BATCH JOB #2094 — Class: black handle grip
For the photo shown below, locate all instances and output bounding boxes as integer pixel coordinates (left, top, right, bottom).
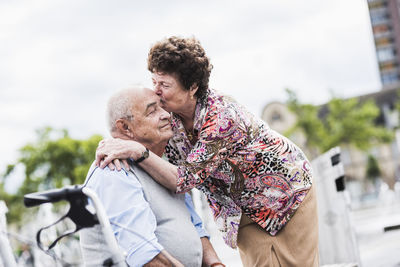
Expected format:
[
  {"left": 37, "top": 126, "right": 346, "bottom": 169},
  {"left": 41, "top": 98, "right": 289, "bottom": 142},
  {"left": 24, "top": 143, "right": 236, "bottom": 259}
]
[{"left": 24, "top": 185, "right": 84, "bottom": 207}]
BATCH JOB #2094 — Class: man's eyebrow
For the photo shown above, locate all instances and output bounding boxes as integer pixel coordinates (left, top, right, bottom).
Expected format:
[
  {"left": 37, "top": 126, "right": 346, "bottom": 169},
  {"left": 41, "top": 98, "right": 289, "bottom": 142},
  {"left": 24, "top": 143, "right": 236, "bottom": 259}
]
[{"left": 145, "top": 102, "right": 157, "bottom": 113}]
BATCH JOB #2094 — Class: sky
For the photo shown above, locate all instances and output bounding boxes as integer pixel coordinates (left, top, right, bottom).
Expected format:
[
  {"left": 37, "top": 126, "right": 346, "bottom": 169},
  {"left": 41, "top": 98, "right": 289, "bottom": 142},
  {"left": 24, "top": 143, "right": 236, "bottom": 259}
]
[{"left": 0, "top": 0, "right": 381, "bottom": 191}]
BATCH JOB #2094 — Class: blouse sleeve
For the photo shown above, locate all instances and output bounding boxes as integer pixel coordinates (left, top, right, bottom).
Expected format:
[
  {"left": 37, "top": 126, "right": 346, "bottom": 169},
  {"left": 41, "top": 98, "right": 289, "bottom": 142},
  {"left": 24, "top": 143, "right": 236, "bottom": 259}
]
[{"left": 176, "top": 103, "right": 246, "bottom": 193}]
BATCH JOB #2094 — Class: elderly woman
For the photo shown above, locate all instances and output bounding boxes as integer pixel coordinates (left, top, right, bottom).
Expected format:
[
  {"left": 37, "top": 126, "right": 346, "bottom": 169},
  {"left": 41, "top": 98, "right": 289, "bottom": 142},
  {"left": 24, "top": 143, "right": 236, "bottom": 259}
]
[{"left": 97, "top": 36, "right": 319, "bottom": 267}]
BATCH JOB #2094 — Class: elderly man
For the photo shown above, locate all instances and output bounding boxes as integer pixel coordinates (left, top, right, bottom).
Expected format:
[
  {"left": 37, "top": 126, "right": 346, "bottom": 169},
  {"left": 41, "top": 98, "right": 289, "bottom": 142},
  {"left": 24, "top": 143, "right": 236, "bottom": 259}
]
[{"left": 80, "top": 87, "right": 223, "bottom": 267}]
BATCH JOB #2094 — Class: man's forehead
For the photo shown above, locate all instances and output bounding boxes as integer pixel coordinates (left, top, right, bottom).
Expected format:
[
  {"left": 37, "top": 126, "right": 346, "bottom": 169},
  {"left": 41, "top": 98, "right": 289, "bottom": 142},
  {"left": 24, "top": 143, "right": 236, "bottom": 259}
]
[
  {"left": 141, "top": 88, "right": 158, "bottom": 100},
  {"left": 133, "top": 88, "right": 159, "bottom": 112}
]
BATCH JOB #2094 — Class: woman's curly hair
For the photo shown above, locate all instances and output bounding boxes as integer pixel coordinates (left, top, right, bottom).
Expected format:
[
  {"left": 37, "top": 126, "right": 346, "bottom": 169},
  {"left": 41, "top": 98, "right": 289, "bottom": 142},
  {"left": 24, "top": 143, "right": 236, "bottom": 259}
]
[{"left": 147, "top": 36, "right": 213, "bottom": 102}]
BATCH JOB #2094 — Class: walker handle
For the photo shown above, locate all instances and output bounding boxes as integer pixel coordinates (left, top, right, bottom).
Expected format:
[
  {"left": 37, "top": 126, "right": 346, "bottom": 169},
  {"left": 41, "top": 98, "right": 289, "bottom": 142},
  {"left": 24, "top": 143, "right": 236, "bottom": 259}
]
[{"left": 24, "top": 185, "right": 83, "bottom": 207}]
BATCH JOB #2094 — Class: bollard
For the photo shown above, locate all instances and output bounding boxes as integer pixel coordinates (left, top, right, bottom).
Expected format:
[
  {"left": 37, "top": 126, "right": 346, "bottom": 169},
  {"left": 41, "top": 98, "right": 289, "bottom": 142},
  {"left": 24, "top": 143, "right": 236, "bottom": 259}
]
[
  {"left": 0, "top": 201, "right": 17, "bottom": 267},
  {"left": 312, "top": 147, "right": 361, "bottom": 267}
]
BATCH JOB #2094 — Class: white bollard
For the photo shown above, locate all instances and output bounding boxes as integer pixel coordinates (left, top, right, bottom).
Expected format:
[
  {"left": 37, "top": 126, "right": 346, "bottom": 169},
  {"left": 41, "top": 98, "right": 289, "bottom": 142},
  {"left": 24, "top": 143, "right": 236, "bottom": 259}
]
[
  {"left": 0, "top": 201, "right": 17, "bottom": 267},
  {"left": 312, "top": 147, "right": 361, "bottom": 267}
]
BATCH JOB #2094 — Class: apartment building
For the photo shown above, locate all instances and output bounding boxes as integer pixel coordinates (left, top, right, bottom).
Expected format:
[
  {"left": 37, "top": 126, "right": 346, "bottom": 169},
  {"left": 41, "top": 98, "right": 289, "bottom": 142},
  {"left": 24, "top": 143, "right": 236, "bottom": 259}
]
[{"left": 367, "top": 0, "right": 400, "bottom": 89}]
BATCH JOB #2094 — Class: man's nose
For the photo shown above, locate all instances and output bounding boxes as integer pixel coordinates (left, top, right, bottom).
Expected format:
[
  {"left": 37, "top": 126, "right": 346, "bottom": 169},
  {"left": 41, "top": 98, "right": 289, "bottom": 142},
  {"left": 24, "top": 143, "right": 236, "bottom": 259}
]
[{"left": 160, "top": 109, "right": 171, "bottom": 120}]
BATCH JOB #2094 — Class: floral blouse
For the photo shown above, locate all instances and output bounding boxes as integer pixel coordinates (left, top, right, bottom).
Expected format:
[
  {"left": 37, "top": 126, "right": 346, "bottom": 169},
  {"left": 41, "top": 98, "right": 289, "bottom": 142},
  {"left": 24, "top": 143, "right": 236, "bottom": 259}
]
[{"left": 164, "top": 89, "right": 313, "bottom": 248}]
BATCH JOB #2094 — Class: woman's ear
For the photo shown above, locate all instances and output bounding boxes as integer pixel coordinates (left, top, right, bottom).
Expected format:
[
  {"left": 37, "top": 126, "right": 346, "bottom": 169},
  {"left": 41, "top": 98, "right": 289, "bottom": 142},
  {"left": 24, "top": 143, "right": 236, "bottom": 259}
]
[{"left": 189, "top": 83, "right": 198, "bottom": 98}]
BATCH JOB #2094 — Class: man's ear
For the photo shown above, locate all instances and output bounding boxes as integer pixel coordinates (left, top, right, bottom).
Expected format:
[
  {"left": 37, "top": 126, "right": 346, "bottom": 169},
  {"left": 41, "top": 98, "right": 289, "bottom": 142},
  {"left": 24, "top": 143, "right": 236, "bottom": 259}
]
[{"left": 115, "top": 119, "right": 134, "bottom": 138}]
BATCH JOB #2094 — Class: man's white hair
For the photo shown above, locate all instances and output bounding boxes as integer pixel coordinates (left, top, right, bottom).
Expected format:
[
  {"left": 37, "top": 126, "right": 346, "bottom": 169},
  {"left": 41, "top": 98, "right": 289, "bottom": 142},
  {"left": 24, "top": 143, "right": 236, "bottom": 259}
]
[{"left": 107, "top": 86, "right": 143, "bottom": 132}]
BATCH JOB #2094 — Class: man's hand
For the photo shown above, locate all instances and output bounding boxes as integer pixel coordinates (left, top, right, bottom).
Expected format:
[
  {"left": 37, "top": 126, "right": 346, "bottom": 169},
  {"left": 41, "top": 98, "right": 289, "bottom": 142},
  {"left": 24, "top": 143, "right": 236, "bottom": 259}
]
[
  {"left": 144, "top": 250, "right": 184, "bottom": 267},
  {"left": 200, "top": 237, "right": 225, "bottom": 267}
]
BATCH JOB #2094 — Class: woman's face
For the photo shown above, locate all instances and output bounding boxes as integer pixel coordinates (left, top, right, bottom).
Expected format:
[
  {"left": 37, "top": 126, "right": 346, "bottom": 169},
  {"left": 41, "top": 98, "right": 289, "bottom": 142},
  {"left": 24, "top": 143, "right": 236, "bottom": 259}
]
[{"left": 151, "top": 72, "right": 194, "bottom": 114}]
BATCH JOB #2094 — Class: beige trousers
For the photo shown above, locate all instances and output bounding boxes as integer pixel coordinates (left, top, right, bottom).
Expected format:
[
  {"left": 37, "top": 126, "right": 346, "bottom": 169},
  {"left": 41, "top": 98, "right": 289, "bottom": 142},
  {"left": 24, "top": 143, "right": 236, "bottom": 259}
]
[{"left": 237, "top": 185, "right": 319, "bottom": 267}]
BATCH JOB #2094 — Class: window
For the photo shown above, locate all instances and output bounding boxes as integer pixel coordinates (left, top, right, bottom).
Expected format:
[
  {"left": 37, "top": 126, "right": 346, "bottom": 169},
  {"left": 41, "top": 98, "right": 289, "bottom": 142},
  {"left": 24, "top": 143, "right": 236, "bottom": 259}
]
[
  {"left": 370, "top": 11, "right": 387, "bottom": 25},
  {"left": 270, "top": 111, "right": 281, "bottom": 122},
  {"left": 377, "top": 47, "right": 395, "bottom": 61},
  {"left": 381, "top": 72, "right": 400, "bottom": 84}
]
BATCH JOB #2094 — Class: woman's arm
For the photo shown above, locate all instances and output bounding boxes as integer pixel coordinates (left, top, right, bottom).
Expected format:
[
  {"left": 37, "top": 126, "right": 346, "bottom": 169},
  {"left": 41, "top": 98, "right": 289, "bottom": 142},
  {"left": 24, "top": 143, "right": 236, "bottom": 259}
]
[
  {"left": 139, "top": 149, "right": 178, "bottom": 191},
  {"left": 96, "top": 139, "right": 178, "bottom": 191}
]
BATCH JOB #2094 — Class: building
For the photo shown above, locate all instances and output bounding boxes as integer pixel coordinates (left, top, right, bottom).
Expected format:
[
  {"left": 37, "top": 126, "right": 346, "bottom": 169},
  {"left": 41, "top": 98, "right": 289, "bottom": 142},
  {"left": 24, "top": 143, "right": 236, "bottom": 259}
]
[{"left": 367, "top": 0, "right": 400, "bottom": 89}]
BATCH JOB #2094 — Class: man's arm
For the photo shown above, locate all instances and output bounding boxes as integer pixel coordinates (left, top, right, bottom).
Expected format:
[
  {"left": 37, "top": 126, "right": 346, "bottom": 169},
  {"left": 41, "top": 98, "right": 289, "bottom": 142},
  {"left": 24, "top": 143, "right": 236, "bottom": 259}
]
[
  {"left": 184, "top": 193, "right": 209, "bottom": 238},
  {"left": 200, "top": 237, "right": 224, "bottom": 267}
]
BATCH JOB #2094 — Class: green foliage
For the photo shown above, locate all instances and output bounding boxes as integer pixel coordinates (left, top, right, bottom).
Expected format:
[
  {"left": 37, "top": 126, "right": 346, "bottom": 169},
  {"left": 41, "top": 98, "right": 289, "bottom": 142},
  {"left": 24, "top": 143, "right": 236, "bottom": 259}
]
[
  {"left": 285, "top": 89, "right": 326, "bottom": 152},
  {"left": 2, "top": 127, "right": 103, "bottom": 224},
  {"left": 366, "top": 154, "right": 380, "bottom": 181},
  {"left": 285, "top": 89, "right": 394, "bottom": 155}
]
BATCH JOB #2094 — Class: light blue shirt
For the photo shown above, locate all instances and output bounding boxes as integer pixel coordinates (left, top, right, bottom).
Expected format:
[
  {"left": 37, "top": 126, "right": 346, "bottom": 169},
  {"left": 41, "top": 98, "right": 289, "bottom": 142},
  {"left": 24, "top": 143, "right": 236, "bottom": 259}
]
[{"left": 84, "top": 165, "right": 208, "bottom": 267}]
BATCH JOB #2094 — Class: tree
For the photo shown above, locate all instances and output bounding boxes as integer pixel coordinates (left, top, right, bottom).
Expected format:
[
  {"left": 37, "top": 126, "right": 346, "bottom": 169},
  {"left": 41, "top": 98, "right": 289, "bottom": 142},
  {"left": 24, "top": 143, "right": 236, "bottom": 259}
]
[
  {"left": 366, "top": 154, "right": 381, "bottom": 182},
  {"left": 1, "top": 127, "right": 103, "bottom": 224},
  {"left": 285, "top": 89, "right": 326, "bottom": 157},
  {"left": 285, "top": 89, "right": 394, "bottom": 156}
]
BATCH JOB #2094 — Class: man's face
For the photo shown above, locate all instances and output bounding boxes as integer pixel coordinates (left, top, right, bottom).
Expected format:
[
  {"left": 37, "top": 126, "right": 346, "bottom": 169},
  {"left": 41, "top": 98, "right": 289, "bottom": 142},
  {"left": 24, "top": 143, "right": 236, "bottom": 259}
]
[{"left": 128, "top": 89, "right": 173, "bottom": 146}]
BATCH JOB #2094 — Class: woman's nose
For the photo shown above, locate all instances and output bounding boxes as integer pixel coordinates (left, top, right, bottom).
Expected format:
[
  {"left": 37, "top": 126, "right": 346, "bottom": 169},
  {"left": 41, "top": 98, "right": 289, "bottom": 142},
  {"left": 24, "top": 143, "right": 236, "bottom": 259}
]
[{"left": 154, "top": 86, "right": 162, "bottom": 96}]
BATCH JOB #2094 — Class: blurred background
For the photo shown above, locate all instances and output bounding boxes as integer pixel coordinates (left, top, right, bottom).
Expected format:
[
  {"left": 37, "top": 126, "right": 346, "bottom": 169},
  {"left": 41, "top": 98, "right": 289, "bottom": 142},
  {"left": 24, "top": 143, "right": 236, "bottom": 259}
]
[{"left": 1, "top": 0, "right": 400, "bottom": 266}]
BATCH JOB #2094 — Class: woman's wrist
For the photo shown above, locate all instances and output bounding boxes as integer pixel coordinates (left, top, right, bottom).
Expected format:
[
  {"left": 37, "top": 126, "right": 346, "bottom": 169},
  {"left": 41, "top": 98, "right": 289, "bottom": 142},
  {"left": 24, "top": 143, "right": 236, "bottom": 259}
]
[{"left": 129, "top": 141, "right": 145, "bottom": 160}]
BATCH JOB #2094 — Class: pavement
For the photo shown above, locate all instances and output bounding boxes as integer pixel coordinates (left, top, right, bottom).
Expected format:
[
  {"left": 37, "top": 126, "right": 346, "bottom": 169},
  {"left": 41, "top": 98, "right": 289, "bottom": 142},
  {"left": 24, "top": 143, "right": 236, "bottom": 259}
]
[
  {"left": 209, "top": 229, "right": 242, "bottom": 267},
  {"left": 352, "top": 201, "right": 400, "bottom": 267},
  {"left": 208, "top": 201, "right": 400, "bottom": 267}
]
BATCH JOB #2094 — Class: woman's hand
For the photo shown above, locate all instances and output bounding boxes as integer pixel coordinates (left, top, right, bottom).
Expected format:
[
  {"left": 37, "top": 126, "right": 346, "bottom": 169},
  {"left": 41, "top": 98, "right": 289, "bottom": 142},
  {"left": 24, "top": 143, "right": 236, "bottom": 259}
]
[
  {"left": 95, "top": 138, "right": 145, "bottom": 169},
  {"left": 107, "top": 159, "right": 130, "bottom": 171}
]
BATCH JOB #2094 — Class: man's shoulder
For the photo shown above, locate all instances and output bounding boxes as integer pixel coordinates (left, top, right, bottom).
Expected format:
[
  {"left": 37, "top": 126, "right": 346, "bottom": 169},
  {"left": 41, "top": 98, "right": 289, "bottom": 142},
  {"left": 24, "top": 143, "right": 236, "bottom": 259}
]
[{"left": 84, "top": 161, "right": 141, "bottom": 188}]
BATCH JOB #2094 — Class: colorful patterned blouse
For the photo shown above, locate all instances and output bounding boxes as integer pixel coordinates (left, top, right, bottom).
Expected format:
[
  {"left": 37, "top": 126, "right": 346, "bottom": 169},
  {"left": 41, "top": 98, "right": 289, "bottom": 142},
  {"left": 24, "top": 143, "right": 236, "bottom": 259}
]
[{"left": 164, "top": 89, "right": 313, "bottom": 248}]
